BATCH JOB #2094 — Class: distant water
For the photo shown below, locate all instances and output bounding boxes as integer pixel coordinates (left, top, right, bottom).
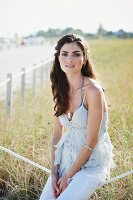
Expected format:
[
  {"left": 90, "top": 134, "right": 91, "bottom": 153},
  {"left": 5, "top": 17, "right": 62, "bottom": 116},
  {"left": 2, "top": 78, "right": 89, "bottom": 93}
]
[
  {"left": 0, "top": 42, "right": 54, "bottom": 82},
  {"left": 0, "top": 42, "right": 54, "bottom": 99}
]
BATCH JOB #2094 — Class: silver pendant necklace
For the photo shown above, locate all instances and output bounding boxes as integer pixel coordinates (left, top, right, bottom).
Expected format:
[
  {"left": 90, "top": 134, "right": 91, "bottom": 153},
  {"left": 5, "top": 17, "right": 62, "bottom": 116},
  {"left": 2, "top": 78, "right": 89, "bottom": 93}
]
[{"left": 67, "top": 112, "right": 73, "bottom": 121}]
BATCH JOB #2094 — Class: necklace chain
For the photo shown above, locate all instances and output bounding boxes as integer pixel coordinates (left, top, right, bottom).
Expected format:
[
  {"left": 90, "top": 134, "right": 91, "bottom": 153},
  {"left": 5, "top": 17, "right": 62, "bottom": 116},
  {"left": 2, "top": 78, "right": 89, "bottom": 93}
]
[
  {"left": 69, "top": 76, "right": 83, "bottom": 95},
  {"left": 67, "top": 76, "right": 84, "bottom": 121}
]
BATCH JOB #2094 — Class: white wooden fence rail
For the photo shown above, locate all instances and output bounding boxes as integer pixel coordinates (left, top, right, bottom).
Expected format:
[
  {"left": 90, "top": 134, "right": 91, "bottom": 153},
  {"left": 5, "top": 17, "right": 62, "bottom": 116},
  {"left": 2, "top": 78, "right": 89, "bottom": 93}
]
[{"left": 0, "top": 145, "right": 132, "bottom": 189}]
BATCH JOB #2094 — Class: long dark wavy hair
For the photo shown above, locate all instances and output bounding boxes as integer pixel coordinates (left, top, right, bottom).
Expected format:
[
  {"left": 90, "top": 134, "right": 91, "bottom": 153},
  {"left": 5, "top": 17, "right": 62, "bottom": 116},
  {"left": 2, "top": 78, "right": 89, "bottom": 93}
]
[{"left": 50, "top": 34, "right": 97, "bottom": 116}]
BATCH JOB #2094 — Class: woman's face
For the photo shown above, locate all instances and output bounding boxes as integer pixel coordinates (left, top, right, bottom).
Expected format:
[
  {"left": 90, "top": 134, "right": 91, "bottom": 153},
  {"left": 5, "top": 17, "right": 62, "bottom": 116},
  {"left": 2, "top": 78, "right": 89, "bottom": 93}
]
[{"left": 58, "top": 42, "right": 85, "bottom": 75}]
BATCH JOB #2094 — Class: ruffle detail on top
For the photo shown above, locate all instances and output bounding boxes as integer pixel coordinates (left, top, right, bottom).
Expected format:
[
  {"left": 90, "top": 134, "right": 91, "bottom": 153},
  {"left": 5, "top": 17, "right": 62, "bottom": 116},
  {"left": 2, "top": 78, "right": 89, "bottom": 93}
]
[
  {"left": 82, "top": 134, "right": 115, "bottom": 168},
  {"left": 54, "top": 132, "right": 115, "bottom": 176},
  {"left": 54, "top": 130, "right": 71, "bottom": 166}
]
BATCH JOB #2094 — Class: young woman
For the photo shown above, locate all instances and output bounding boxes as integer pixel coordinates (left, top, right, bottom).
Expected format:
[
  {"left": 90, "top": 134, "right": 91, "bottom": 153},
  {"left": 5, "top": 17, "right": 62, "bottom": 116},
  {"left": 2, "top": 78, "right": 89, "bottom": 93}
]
[{"left": 39, "top": 34, "right": 115, "bottom": 200}]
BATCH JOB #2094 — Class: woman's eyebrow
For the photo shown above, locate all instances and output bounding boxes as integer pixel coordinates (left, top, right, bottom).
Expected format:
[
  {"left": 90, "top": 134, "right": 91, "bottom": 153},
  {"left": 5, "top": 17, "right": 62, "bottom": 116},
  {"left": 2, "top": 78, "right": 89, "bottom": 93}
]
[
  {"left": 61, "top": 50, "right": 81, "bottom": 53},
  {"left": 61, "top": 50, "right": 68, "bottom": 53},
  {"left": 73, "top": 51, "right": 80, "bottom": 53}
]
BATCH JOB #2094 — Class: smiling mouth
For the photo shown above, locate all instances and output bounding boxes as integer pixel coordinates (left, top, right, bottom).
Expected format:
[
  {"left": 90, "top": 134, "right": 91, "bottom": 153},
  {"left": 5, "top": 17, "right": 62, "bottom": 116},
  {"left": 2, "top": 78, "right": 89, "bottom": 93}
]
[{"left": 65, "top": 65, "right": 75, "bottom": 68}]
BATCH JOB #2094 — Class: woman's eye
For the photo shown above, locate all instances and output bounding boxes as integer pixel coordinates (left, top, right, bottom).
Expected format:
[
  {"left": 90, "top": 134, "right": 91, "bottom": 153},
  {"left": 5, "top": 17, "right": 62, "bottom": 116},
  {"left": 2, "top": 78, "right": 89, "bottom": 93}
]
[
  {"left": 61, "top": 53, "right": 68, "bottom": 56},
  {"left": 73, "top": 53, "right": 80, "bottom": 57}
]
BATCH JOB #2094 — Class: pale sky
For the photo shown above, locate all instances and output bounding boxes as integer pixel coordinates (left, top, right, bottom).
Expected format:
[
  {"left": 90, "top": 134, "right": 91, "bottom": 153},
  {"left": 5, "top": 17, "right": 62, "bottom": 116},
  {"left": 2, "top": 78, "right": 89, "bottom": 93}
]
[{"left": 0, "top": 0, "right": 133, "bottom": 37}]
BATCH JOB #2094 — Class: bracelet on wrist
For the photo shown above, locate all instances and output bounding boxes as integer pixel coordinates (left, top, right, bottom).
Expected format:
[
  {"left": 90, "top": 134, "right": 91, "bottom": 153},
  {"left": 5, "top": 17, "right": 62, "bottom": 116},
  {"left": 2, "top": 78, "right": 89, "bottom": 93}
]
[{"left": 83, "top": 143, "right": 93, "bottom": 151}]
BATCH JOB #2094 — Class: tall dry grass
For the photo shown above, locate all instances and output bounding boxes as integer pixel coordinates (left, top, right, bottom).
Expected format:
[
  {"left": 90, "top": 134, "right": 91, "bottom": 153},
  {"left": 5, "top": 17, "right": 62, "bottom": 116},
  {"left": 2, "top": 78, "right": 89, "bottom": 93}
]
[{"left": 0, "top": 39, "right": 133, "bottom": 200}]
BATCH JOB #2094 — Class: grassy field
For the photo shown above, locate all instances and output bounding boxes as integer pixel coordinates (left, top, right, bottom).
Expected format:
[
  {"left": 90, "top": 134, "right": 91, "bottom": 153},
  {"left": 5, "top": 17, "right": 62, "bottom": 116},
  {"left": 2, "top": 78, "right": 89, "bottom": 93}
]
[{"left": 0, "top": 38, "right": 133, "bottom": 200}]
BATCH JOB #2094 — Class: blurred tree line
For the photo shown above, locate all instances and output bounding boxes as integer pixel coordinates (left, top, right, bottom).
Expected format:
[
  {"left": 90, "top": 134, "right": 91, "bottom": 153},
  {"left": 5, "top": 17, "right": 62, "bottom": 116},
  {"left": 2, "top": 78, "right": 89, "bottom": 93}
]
[{"left": 35, "top": 24, "right": 133, "bottom": 39}]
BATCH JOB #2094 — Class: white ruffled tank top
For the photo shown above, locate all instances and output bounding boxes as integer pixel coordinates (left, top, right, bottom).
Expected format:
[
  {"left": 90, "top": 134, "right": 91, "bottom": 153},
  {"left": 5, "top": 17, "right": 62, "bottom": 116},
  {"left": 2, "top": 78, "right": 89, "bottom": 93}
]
[{"left": 54, "top": 82, "right": 115, "bottom": 178}]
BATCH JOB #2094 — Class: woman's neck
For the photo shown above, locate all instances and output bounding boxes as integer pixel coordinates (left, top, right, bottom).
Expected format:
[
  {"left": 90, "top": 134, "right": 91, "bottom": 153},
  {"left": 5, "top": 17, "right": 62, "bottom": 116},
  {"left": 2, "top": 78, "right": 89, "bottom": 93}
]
[{"left": 66, "top": 73, "right": 83, "bottom": 92}]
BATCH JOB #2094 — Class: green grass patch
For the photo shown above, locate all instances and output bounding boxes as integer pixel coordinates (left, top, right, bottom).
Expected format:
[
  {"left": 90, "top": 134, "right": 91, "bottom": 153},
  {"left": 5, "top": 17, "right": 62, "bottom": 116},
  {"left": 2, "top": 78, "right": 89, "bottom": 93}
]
[{"left": 0, "top": 39, "right": 133, "bottom": 200}]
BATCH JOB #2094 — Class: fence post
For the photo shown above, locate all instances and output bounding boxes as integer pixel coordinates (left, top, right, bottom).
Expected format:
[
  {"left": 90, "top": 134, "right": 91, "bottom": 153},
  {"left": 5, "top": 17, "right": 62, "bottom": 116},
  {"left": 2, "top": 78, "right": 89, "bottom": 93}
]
[
  {"left": 6, "top": 73, "right": 12, "bottom": 117},
  {"left": 32, "top": 64, "right": 36, "bottom": 96},
  {"left": 21, "top": 68, "right": 25, "bottom": 105}
]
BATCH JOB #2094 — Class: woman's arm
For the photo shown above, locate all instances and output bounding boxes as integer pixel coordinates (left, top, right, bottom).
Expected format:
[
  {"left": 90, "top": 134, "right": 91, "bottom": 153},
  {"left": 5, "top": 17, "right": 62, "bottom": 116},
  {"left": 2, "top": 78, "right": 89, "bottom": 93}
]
[
  {"left": 58, "top": 85, "right": 105, "bottom": 192},
  {"left": 51, "top": 116, "right": 63, "bottom": 197},
  {"left": 51, "top": 116, "right": 63, "bottom": 175}
]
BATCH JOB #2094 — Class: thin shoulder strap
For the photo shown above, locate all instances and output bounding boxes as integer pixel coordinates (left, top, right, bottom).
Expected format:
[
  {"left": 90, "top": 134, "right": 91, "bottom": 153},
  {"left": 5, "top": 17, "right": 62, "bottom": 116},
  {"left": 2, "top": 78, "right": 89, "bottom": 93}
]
[
  {"left": 80, "top": 77, "right": 84, "bottom": 100},
  {"left": 81, "top": 80, "right": 96, "bottom": 104},
  {"left": 82, "top": 91, "right": 87, "bottom": 104}
]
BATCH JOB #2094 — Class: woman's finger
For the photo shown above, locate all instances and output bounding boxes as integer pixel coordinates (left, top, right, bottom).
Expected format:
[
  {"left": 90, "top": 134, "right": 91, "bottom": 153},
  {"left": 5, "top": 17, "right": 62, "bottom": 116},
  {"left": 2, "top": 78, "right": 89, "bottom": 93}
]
[
  {"left": 52, "top": 185, "right": 56, "bottom": 197},
  {"left": 57, "top": 178, "right": 61, "bottom": 185},
  {"left": 54, "top": 183, "right": 60, "bottom": 193},
  {"left": 59, "top": 182, "right": 63, "bottom": 191}
]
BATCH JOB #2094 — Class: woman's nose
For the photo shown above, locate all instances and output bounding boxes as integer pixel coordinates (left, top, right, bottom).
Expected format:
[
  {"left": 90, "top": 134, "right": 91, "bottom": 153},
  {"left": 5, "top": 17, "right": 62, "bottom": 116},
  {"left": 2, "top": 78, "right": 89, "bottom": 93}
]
[{"left": 67, "top": 56, "right": 73, "bottom": 62}]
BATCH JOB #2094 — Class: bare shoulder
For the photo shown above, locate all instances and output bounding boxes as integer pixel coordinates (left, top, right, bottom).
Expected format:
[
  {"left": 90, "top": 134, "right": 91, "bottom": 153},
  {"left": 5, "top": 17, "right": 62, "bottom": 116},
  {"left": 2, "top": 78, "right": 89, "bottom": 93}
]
[
  {"left": 83, "top": 77, "right": 104, "bottom": 97},
  {"left": 82, "top": 77, "right": 107, "bottom": 111}
]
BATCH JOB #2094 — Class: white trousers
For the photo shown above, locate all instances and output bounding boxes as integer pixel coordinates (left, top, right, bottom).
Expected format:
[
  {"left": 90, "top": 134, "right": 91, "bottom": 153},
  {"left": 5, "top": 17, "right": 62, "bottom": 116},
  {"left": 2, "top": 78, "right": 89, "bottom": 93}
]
[{"left": 39, "top": 170, "right": 106, "bottom": 200}]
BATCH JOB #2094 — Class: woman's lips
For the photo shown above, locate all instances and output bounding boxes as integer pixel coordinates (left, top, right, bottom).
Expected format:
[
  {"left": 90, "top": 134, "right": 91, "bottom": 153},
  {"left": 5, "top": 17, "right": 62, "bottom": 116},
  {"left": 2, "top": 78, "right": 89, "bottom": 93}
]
[{"left": 65, "top": 65, "right": 75, "bottom": 68}]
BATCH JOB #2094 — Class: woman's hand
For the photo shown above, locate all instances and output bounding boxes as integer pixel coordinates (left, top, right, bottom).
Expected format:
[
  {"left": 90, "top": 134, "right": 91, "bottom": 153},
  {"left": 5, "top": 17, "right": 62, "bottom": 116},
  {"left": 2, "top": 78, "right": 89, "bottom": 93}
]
[
  {"left": 51, "top": 174, "right": 60, "bottom": 198},
  {"left": 57, "top": 174, "right": 69, "bottom": 193}
]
